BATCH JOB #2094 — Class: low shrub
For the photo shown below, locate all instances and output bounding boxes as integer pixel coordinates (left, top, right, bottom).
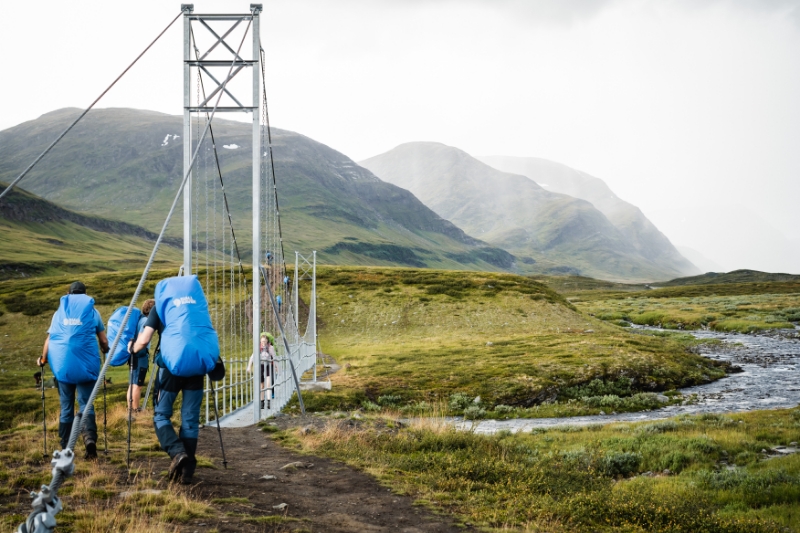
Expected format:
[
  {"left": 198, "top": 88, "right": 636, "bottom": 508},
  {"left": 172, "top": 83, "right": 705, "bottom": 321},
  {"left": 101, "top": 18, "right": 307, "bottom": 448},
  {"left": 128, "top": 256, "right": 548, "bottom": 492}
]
[{"left": 599, "top": 451, "right": 641, "bottom": 477}]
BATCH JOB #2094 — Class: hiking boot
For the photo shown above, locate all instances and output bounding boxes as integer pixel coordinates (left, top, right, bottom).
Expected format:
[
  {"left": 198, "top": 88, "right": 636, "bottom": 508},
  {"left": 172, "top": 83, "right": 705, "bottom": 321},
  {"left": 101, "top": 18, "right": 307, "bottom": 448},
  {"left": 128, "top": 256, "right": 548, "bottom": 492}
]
[
  {"left": 168, "top": 452, "right": 189, "bottom": 481},
  {"left": 260, "top": 400, "right": 265, "bottom": 409},
  {"left": 84, "top": 439, "right": 98, "bottom": 460},
  {"left": 180, "top": 438, "right": 198, "bottom": 485}
]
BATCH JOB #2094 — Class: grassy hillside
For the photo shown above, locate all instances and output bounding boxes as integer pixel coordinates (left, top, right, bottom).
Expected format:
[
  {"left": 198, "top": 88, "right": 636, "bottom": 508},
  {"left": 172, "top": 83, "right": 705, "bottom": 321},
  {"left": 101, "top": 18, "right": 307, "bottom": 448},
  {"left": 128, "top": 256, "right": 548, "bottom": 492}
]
[
  {"left": 360, "top": 142, "right": 694, "bottom": 282},
  {"left": 0, "top": 108, "right": 511, "bottom": 272},
  {"left": 0, "top": 184, "right": 180, "bottom": 279},
  {"left": 298, "top": 267, "right": 730, "bottom": 416}
]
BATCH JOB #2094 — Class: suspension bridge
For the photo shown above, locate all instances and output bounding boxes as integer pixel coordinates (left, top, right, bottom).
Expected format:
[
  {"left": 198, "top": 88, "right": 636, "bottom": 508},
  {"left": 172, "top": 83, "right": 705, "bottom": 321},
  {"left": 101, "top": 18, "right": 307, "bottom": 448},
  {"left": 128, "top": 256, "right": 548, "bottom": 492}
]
[{"left": 6, "top": 5, "right": 323, "bottom": 532}]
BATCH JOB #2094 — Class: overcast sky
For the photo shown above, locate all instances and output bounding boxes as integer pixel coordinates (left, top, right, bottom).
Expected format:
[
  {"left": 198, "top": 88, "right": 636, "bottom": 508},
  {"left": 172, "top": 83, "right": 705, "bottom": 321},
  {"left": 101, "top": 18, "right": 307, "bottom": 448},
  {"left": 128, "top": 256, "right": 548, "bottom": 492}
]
[{"left": 2, "top": 0, "right": 799, "bottom": 273}]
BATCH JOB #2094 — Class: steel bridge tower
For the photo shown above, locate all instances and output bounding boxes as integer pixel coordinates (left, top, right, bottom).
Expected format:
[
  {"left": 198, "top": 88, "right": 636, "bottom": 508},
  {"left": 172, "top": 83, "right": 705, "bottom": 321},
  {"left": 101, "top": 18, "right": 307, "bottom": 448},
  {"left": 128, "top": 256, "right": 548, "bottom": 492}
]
[{"left": 181, "top": 3, "right": 263, "bottom": 423}]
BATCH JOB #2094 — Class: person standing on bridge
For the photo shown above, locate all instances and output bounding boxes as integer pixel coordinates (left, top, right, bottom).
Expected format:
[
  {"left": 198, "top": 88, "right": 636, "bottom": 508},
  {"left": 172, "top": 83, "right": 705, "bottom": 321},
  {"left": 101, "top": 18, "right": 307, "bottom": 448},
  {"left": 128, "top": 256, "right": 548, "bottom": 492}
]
[
  {"left": 37, "top": 281, "right": 109, "bottom": 459},
  {"left": 247, "top": 332, "right": 276, "bottom": 410},
  {"left": 130, "top": 276, "right": 224, "bottom": 484},
  {"left": 127, "top": 298, "right": 155, "bottom": 411}
]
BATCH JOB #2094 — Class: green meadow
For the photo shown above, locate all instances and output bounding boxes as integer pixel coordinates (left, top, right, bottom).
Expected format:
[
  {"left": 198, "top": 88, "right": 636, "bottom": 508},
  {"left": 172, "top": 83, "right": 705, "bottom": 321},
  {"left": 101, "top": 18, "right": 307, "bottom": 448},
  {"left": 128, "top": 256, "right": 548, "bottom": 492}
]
[{"left": 0, "top": 266, "right": 798, "bottom": 531}]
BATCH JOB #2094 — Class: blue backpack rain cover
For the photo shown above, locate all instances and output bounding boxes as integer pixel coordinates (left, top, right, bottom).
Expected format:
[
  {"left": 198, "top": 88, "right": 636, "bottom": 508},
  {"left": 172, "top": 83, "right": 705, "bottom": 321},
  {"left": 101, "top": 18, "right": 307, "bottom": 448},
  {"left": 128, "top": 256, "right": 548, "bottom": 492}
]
[
  {"left": 155, "top": 275, "right": 220, "bottom": 377},
  {"left": 48, "top": 294, "right": 100, "bottom": 384},
  {"left": 106, "top": 306, "right": 142, "bottom": 366}
]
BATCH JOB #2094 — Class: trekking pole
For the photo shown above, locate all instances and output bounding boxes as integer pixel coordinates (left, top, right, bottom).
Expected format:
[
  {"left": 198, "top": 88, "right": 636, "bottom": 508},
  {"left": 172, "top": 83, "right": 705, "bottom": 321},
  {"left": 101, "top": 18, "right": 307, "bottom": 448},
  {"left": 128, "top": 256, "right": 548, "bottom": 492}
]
[
  {"left": 211, "top": 385, "right": 228, "bottom": 469},
  {"left": 40, "top": 362, "right": 47, "bottom": 458},
  {"left": 125, "top": 361, "right": 134, "bottom": 476},
  {"left": 102, "top": 352, "right": 109, "bottom": 455},
  {"left": 142, "top": 354, "right": 156, "bottom": 410}
]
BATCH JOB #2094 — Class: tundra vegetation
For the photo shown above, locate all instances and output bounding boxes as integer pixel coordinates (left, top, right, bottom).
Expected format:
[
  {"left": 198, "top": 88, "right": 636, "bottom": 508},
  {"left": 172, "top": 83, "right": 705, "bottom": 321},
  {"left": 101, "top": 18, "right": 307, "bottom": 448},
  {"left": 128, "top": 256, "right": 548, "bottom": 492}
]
[{"left": 0, "top": 267, "right": 798, "bottom": 531}]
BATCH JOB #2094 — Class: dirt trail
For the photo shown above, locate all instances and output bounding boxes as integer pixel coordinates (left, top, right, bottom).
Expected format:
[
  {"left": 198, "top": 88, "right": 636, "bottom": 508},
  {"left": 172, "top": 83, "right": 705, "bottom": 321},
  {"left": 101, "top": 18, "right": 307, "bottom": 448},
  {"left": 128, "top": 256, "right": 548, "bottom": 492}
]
[{"left": 180, "top": 422, "right": 471, "bottom": 532}]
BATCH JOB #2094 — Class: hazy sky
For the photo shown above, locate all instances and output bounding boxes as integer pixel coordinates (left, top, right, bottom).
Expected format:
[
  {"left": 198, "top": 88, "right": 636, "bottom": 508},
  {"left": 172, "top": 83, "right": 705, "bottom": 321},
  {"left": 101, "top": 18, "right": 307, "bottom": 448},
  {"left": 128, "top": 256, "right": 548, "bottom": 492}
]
[{"left": 2, "top": 0, "right": 799, "bottom": 272}]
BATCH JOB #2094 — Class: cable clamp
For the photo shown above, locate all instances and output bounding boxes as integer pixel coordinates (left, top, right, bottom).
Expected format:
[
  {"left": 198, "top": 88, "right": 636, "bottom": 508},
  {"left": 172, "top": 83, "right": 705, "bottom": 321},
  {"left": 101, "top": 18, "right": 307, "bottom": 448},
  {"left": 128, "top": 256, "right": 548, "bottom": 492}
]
[
  {"left": 17, "top": 484, "right": 62, "bottom": 533},
  {"left": 51, "top": 449, "right": 75, "bottom": 479}
]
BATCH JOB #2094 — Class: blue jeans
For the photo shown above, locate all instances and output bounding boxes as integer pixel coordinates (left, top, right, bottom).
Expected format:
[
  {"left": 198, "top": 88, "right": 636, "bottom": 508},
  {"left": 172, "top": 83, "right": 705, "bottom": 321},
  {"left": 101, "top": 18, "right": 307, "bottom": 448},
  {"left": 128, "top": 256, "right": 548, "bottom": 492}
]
[
  {"left": 57, "top": 380, "right": 97, "bottom": 445},
  {"left": 153, "top": 368, "right": 203, "bottom": 457}
]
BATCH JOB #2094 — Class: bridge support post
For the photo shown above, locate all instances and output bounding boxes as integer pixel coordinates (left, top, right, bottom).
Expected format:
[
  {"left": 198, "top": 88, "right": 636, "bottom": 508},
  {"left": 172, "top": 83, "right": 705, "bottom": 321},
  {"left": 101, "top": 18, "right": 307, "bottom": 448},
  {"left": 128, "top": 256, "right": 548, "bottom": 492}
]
[
  {"left": 251, "top": 4, "right": 262, "bottom": 424},
  {"left": 182, "top": 5, "right": 193, "bottom": 275}
]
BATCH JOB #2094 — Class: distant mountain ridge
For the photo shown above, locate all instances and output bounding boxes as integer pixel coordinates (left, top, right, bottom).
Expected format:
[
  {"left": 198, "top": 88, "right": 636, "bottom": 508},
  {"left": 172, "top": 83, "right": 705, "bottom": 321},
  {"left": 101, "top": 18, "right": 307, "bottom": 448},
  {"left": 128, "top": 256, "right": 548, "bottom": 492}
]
[
  {"left": 361, "top": 142, "right": 698, "bottom": 281},
  {"left": 0, "top": 108, "right": 511, "bottom": 272},
  {"left": 658, "top": 269, "right": 800, "bottom": 287}
]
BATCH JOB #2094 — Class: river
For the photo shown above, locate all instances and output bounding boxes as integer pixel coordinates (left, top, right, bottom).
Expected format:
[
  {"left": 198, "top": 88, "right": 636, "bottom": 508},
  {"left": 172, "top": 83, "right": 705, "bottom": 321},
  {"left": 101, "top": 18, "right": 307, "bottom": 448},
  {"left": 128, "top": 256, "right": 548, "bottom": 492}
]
[{"left": 454, "top": 327, "right": 800, "bottom": 434}]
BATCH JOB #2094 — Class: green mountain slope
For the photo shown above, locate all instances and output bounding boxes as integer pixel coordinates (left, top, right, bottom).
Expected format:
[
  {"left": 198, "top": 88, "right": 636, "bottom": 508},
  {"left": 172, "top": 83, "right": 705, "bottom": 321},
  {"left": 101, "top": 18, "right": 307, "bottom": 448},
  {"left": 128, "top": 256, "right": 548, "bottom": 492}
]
[
  {"left": 360, "top": 142, "right": 693, "bottom": 282},
  {"left": 0, "top": 183, "right": 181, "bottom": 279},
  {"left": 0, "top": 108, "right": 511, "bottom": 271},
  {"left": 478, "top": 155, "right": 698, "bottom": 276}
]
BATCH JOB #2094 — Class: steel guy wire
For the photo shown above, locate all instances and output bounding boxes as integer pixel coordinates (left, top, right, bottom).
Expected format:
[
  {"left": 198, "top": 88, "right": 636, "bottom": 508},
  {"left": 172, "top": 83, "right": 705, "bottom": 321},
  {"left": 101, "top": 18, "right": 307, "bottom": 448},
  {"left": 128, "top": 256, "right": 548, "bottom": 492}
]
[{"left": 0, "top": 12, "right": 182, "bottom": 201}]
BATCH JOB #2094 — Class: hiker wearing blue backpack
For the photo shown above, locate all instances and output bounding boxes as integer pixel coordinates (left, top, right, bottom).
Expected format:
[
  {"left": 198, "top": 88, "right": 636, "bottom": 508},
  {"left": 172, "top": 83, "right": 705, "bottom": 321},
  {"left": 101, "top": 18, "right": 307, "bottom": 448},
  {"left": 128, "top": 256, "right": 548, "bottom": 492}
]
[
  {"left": 127, "top": 299, "right": 155, "bottom": 411},
  {"left": 37, "top": 281, "right": 109, "bottom": 459},
  {"left": 129, "top": 276, "right": 224, "bottom": 484}
]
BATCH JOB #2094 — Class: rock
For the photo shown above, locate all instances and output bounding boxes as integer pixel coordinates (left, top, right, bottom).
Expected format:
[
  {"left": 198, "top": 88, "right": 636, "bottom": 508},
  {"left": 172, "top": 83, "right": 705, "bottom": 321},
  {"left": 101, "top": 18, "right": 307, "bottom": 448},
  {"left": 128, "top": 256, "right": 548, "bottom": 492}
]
[
  {"left": 791, "top": 442, "right": 798, "bottom": 446},
  {"left": 273, "top": 503, "right": 288, "bottom": 510},
  {"left": 473, "top": 396, "right": 481, "bottom": 405},
  {"left": 299, "top": 425, "right": 314, "bottom": 435},
  {"left": 120, "top": 489, "right": 162, "bottom": 498},
  {"left": 761, "top": 449, "right": 767, "bottom": 453},
  {"left": 655, "top": 394, "right": 670, "bottom": 403},
  {"left": 486, "top": 341, "right": 493, "bottom": 347},
  {"left": 584, "top": 329, "right": 594, "bottom": 333},
  {"left": 344, "top": 363, "right": 352, "bottom": 370},
  {"left": 260, "top": 444, "right": 269, "bottom": 449},
  {"left": 662, "top": 469, "right": 672, "bottom": 475},
  {"left": 599, "top": 411, "right": 606, "bottom": 415},
  {"left": 261, "top": 475, "right": 277, "bottom": 480},
  {"left": 351, "top": 412, "right": 363, "bottom": 420},
  {"left": 280, "top": 461, "right": 314, "bottom": 470}
]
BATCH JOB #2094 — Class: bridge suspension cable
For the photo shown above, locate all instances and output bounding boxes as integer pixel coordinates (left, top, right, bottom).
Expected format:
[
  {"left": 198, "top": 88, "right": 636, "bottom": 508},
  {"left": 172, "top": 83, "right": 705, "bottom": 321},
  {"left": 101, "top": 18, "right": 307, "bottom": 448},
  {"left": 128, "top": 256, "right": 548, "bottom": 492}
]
[{"left": 0, "top": 11, "right": 182, "bottom": 201}]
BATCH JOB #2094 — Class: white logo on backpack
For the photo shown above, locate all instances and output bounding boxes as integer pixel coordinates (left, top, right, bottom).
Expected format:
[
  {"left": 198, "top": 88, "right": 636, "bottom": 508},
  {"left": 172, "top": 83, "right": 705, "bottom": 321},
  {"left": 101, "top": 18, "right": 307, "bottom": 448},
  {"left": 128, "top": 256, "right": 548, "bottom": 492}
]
[
  {"left": 62, "top": 318, "right": 83, "bottom": 326},
  {"left": 173, "top": 296, "right": 197, "bottom": 308}
]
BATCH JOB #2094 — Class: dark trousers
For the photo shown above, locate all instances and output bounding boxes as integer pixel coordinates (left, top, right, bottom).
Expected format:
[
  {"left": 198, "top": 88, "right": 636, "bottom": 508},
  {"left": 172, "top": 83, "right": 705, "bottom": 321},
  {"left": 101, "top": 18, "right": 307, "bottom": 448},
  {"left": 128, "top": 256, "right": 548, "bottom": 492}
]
[
  {"left": 56, "top": 380, "right": 97, "bottom": 448},
  {"left": 153, "top": 367, "right": 203, "bottom": 476}
]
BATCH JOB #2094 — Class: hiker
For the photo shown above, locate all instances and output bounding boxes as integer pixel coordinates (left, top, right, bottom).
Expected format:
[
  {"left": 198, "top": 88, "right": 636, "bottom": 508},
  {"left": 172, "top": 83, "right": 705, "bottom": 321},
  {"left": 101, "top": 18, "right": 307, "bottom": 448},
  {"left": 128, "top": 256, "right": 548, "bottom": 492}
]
[
  {"left": 129, "top": 276, "right": 224, "bottom": 484},
  {"left": 37, "top": 281, "right": 109, "bottom": 459},
  {"left": 127, "top": 299, "right": 155, "bottom": 411},
  {"left": 247, "top": 332, "right": 276, "bottom": 409}
]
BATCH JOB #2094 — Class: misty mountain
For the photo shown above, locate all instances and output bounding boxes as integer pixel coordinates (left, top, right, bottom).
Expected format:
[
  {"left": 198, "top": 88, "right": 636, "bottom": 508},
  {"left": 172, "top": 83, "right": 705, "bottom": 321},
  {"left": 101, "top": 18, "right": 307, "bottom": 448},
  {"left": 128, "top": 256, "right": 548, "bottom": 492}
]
[
  {"left": 477, "top": 155, "right": 697, "bottom": 276},
  {"left": 0, "top": 108, "right": 512, "bottom": 272},
  {"left": 361, "top": 142, "right": 697, "bottom": 281}
]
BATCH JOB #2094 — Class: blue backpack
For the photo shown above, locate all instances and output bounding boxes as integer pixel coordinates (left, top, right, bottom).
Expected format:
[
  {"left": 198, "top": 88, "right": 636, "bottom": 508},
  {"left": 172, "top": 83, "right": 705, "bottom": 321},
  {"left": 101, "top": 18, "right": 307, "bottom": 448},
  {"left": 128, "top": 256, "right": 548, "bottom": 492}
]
[
  {"left": 106, "top": 306, "right": 143, "bottom": 366},
  {"left": 48, "top": 294, "right": 100, "bottom": 384},
  {"left": 154, "top": 275, "right": 220, "bottom": 377}
]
